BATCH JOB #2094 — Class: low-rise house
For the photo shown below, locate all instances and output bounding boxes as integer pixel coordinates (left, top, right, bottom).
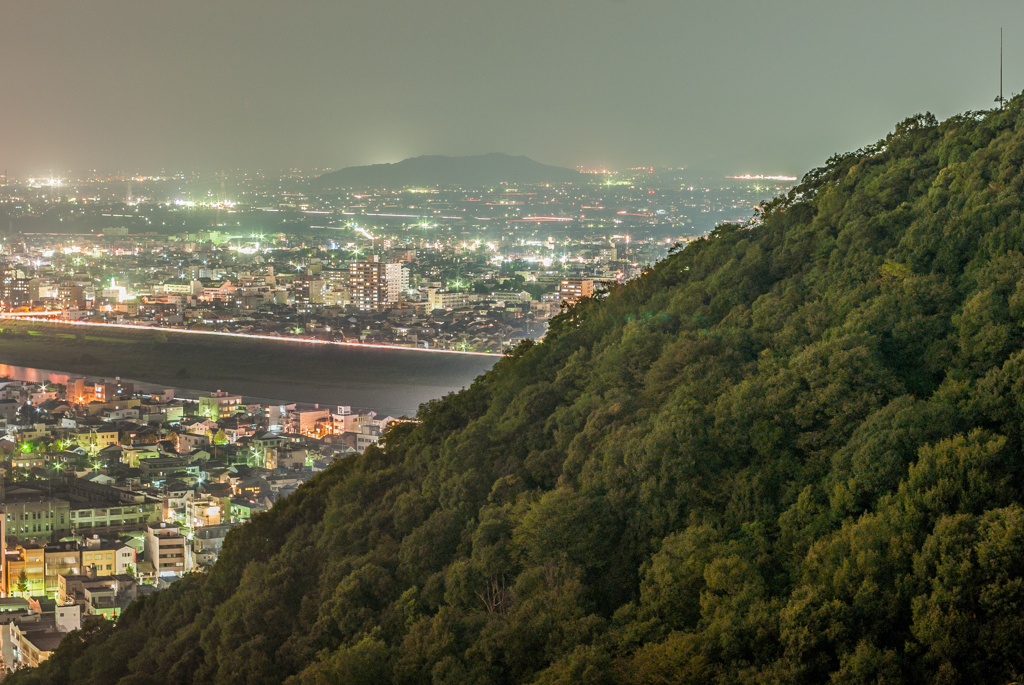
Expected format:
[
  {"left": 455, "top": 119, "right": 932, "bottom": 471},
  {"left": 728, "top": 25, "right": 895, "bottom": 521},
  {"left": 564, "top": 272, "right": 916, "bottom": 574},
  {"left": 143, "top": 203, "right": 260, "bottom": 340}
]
[
  {"left": 163, "top": 481, "right": 195, "bottom": 521},
  {"left": 355, "top": 425, "right": 381, "bottom": 453},
  {"left": 192, "top": 523, "right": 238, "bottom": 567},
  {"left": 42, "top": 542, "right": 81, "bottom": 597},
  {"left": 234, "top": 477, "right": 270, "bottom": 500},
  {"left": 9, "top": 623, "right": 63, "bottom": 669},
  {"left": 185, "top": 496, "right": 223, "bottom": 528},
  {"left": 139, "top": 456, "right": 199, "bottom": 483},
  {"left": 122, "top": 443, "right": 161, "bottom": 468},
  {"left": 0, "top": 600, "right": 80, "bottom": 671},
  {"left": 177, "top": 432, "right": 211, "bottom": 454},
  {"left": 275, "top": 448, "right": 308, "bottom": 470},
  {"left": 80, "top": 535, "right": 136, "bottom": 577},
  {"left": 73, "top": 427, "right": 119, "bottom": 452},
  {"left": 5, "top": 544, "right": 45, "bottom": 598},
  {"left": 58, "top": 569, "right": 138, "bottom": 619},
  {"left": 229, "top": 498, "right": 268, "bottom": 522}
]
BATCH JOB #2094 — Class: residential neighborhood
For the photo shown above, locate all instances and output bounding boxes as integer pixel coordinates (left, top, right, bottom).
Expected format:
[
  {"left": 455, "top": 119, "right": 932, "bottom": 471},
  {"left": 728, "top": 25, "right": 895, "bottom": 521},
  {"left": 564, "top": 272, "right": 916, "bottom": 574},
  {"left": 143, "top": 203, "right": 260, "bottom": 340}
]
[{"left": 0, "top": 373, "right": 396, "bottom": 671}]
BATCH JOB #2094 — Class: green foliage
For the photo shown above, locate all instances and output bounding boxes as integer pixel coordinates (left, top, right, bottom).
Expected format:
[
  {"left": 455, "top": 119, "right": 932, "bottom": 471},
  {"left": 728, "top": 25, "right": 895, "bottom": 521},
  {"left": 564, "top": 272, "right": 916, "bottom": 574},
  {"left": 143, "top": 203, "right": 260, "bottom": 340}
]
[{"left": 19, "top": 101, "right": 1024, "bottom": 683}]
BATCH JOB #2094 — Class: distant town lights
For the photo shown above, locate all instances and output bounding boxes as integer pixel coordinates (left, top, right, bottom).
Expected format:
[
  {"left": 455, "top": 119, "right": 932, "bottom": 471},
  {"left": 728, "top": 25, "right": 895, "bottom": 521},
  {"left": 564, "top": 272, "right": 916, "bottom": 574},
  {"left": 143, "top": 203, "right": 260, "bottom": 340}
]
[{"left": 727, "top": 174, "right": 798, "bottom": 181}]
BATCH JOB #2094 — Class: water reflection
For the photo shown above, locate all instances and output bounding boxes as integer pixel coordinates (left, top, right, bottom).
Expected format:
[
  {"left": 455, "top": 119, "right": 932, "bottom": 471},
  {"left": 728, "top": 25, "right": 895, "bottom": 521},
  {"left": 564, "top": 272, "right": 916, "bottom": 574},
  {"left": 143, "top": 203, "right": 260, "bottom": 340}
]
[
  {"left": 0, "top": 364, "right": 464, "bottom": 417},
  {"left": 0, "top": 364, "right": 239, "bottom": 400}
]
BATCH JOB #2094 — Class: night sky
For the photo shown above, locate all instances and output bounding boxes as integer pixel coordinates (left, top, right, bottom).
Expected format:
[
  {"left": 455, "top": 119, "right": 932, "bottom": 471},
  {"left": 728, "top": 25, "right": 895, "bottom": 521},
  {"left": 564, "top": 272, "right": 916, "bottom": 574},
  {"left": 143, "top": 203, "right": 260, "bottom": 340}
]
[{"left": 1, "top": 0, "right": 1022, "bottom": 176}]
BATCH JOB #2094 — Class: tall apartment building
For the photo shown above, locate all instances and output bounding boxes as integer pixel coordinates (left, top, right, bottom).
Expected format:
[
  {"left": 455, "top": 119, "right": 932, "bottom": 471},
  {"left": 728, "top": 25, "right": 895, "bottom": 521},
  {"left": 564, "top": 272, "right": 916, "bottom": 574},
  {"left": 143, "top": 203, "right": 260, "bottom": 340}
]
[
  {"left": 0, "top": 266, "right": 14, "bottom": 311},
  {"left": 57, "top": 283, "right": 87, "bottom": 310},
  {"left": 4, "top": 279, "right": 34, "bottom": 308},
  {"left": 349, "top": 256, "right": 410, "bottom": 310},
  {"left": 93, "top": 378, "right": 134, "bottom": 402},
  {"left": 0, "top": 269, "right": 33, "bottom": 310},
  {"left": 349, "top": 256, "right": 384, "bottom": 310},
  {"left": 384, "top": 263, "right": 410, "bottom": 304},
  {"left": 294, "top": 274, "right": 324, "bottom": 314},
  {"left": 320, "top": 269, "right": 350, "bottom": 306},
  {"left": 558, "top": 279, "right": 595, "bottom": 305}
]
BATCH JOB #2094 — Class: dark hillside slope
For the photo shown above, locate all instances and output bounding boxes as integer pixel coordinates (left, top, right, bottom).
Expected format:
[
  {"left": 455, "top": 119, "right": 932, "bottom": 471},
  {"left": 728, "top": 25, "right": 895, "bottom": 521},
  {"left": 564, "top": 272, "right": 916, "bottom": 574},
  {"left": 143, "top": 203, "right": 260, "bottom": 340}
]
[{"left": 18, "top": 104, "right": 1024, "bottom": 684}]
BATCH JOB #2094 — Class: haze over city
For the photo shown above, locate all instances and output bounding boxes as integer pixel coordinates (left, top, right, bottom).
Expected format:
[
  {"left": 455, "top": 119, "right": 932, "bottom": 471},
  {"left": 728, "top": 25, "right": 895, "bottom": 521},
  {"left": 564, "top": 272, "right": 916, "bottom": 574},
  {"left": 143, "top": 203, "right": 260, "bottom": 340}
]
[{"left": 3, "top": 0, "right": 1023, "bottom": 176}]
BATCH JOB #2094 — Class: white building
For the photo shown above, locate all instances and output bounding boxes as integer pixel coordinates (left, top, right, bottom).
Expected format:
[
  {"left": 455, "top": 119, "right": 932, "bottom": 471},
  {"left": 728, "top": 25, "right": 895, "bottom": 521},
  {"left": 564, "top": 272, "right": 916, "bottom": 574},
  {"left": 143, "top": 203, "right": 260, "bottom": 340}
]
[
  {"left": 384, "top": 263, "right": 410, "bottom": 304},
  {"left": 144, "top": 522, "right": 188, "bottom": 577},
  {"left": 426, "top": 288, "right": 471, "bottom": 311}
]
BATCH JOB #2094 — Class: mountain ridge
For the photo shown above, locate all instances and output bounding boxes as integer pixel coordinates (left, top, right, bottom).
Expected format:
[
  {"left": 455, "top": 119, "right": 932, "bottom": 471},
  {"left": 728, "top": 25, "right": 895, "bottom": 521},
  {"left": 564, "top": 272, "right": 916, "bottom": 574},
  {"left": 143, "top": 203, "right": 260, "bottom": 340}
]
[{"left": 313, "top": 152, "right": 581, "bottom": 189}]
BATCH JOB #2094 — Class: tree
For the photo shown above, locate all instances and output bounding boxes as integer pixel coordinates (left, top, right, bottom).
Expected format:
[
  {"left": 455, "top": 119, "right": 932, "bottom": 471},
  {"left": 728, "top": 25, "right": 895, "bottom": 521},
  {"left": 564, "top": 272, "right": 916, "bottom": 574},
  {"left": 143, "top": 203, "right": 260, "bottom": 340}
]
[{"left": 16, "top": 569, "right": 29, "bottom": 598}]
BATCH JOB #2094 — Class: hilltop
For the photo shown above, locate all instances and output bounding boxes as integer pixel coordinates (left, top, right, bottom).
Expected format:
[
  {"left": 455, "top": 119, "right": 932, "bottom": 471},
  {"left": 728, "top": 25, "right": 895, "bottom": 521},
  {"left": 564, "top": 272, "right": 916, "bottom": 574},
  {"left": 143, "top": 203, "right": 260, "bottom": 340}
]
[
  {"left": 313, "top": 153, "right": 581, "bottom": 189},
  {"left": 17, "top": 102, "right": 1024, "bottom": 683}
]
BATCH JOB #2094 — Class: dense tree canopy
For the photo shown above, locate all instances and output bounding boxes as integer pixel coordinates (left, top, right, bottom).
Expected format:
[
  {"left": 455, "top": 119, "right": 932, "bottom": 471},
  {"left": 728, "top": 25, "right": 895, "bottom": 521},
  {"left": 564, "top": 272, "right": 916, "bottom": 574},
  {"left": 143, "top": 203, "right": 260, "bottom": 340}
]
[{"left": 17, "top": 102, "right": 1024, "bottom": 683}]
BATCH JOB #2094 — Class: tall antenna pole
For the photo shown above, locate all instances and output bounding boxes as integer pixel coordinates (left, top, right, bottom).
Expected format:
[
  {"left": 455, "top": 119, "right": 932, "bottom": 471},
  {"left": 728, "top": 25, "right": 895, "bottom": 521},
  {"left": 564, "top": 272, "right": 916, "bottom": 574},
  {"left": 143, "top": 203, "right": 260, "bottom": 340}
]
[{"left": 1001, "top": 28, "right": 1004, "bottom": 109}]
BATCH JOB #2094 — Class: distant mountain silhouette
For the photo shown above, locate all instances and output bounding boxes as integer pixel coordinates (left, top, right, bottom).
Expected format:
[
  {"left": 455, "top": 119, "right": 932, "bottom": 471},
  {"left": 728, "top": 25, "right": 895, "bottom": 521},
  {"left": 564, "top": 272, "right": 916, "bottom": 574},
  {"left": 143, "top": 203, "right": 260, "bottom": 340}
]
[{"left": 313, "top": 153, "right": 581, "bottom": 189}]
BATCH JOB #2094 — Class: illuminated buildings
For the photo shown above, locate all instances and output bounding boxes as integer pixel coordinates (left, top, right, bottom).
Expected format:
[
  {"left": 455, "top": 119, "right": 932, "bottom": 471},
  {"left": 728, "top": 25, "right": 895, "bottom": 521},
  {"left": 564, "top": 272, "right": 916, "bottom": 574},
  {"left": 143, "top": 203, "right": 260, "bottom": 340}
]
[
  {"left": 57, "top": 572, "right": 138, "bottom": 620},
  {"left": 349, "top": 256, "right": 385, "bottom": 310},
  {"left": 57, "top": 283, "right": 86, "bottom": 310},
  {"left": 73, "top": 428, "right": 119, "bottom": 453},
  {"left": 383, "top": 262, "right": 409, "bottom": 304},
  {"left": 144, "top": 522, "right": 188, "bottom": 577},
  {"left": 0, "top": 399, "right": 20, "bottom": 425},
  {"left": 558, "top": 278, "right": 594, "bottom": 305},
  {"left": 426, "top": 288, "right": 471, "bottom": 311},
  {"left": 286, "top": 407, "right": 332, "bottom": 436},
  {"left": 80, "top": 536, "right": 136, "bottom": 577},
  {"left": 294, "top": 273, "right": 324, "bottom": 314},
  {"left": 69, "top": 499, "right": 162, "bottom": 536},
  {"left": 8, "top": 619, "right": 64, "bottom": 668},
  {"left": 43, "top": 542, "right": 81, "bottom": 596},
  {"left": 0, "top": 269, "right": 37, "bottom": 310},
  {"left": 93, "top": 378, "right": 134, "bottom": 403},
  {"left": 185, "top": 498, "right": 222, "bottom": 528},
  {"left": 66, "top": 377, "right": 92, "bottom": 404},
  {"left": 4, "top": 279, "right": 34, "bottom": 309},
  {"left": 5, "top": 544, "right": 45, "bottom": 597},
  {"left": 192, "top": 523, "right": 236, "bottom": 566},
  {"left": 198, "top": 390, "right": 243, "bottom": 420},
  {"left": 1, "top": 497, "right": 71, "bottom": 541},
  {"left": 348, "top": 256, "right": 409, "bottom": 310},
  {"left": 0, "top": 266, "right": 15, "bottom": 311}
]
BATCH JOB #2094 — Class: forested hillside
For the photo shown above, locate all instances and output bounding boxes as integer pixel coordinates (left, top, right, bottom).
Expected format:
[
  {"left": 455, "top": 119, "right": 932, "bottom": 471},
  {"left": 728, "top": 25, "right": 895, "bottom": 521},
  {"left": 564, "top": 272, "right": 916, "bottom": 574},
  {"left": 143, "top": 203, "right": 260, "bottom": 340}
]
[{"left": 18, "top": 103, "right": 1024, "bottom": 684}]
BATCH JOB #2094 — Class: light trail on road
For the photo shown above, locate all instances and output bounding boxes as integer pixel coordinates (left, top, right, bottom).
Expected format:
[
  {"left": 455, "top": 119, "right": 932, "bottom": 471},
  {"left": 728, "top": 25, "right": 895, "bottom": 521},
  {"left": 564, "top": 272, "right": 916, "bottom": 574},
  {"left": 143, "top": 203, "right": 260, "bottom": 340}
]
[{"left": 0, "top": 314, "right": 504, "bottom": 357}]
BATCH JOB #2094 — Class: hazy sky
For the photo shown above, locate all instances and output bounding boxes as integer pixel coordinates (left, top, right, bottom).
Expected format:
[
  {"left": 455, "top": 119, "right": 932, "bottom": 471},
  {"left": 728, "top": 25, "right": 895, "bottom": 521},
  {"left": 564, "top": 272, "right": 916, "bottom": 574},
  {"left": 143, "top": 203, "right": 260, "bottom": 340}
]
[{"left": 2, "top": 0, "right": 1023, "bottom": 177}]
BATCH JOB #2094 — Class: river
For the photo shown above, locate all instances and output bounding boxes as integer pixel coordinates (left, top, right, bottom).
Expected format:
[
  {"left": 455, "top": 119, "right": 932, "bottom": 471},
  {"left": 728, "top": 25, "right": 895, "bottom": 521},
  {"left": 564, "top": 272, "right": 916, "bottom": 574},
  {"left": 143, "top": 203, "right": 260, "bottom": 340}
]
[{"left": 0, "top": 362, "right": 493, "bottom": 417}]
